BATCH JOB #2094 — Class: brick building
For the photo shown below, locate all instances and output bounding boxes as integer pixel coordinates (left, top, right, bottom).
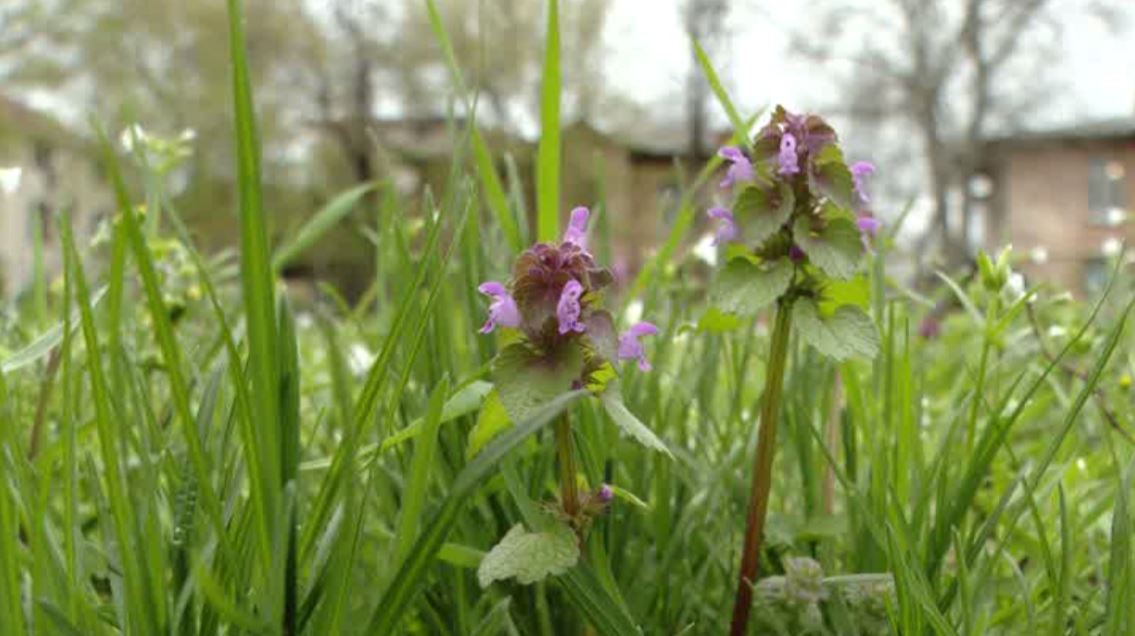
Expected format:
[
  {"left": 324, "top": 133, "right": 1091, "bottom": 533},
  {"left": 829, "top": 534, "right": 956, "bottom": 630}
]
[{"left": 981, "top": 118, "right": 1135, "bottom": 295}]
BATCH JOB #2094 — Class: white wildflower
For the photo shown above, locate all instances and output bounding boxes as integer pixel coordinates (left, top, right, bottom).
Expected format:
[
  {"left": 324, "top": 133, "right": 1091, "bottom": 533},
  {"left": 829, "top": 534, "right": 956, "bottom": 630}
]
[
  {"left": 348, "top": 343, "right": 375, "bottom": 376},
  {"left": 691, "top": 233, "right": 718, "bottom": 266}
]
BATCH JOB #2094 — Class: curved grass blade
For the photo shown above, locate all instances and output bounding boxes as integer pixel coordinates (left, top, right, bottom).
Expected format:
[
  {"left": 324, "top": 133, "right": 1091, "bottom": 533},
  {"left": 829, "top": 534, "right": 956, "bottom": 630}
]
[
  {"left": 0, "top": 286, "right": 106, "bottom": 374},
  {"left": 536, "top": 0, "right": 561, "bottom": 242},
  {"left": 271, "top": 182, "right": 378, "bottom": 272}
]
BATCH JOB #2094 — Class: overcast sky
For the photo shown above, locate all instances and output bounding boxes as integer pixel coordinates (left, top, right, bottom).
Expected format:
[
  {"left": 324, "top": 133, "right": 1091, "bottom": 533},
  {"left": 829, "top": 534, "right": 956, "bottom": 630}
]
[{"left": 601, "top": 0, "right": 1135, "bottom": 129}]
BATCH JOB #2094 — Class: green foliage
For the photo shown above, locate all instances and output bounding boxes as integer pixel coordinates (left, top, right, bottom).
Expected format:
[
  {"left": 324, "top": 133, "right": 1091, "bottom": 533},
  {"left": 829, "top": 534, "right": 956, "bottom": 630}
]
[
  {"left": 711, "top": 257, "right": 794, "bottom": 316},
  {"left": 734, "top": 182, "right": 795, "bottom": 245},
  {"left": 0, "top": 4, "right": 1133, "bottom": 636},
  {"left": 477, "top": 523, "right": 580, "bottom": 588},
  {"left": 536, "top": 0, "right": 562, "bottom": 243},
  {"left": 792, "top": 300, "right": 880, "bottom": 361},
  {"left": 600, "top": 384, "right": 672, "bottom": 457},
  {"left": 493, "top": 342, "right": 584, "bottom": 424},
  {"left": 793, "top": 214, "right": 863, "bottom": 281},
  {"left": 807, "top": 144, "right": 855, "bottom": 209}
]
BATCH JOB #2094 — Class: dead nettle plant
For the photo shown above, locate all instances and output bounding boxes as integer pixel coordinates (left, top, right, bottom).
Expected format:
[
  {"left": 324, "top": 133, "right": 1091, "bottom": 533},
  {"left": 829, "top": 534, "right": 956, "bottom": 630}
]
[
  {"left": 472, "top": 207, "right": 672, "bottom": 589},
  {"left": 706, "top": 106, "right": 882, "bottom": 636}
]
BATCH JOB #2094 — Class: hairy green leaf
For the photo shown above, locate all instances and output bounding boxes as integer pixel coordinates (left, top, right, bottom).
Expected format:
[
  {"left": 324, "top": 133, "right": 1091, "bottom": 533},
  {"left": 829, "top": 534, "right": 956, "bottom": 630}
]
[
  {"left": 792, "top": 300, "right": 879, "bottom": 361},
  {"left": 793, "top": 216, "right": 862, "bottom": 280},
  {"left": 477, "top": 523, "right": 579, "bottom": 588},
  {"left": 734, "top": 182, "right": 795, "bottom": 245},
  {"left": 711, "top": 258, "right": 794, "bottom": 316}
]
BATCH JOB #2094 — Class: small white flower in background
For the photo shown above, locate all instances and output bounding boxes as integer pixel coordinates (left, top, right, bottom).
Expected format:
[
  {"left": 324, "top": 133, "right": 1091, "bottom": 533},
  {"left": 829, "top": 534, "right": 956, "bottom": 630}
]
[
  {"left": 295, "top": 312, "right": 314, "bottom": 330},
  {"left": 0, "top": 167, "right": 22, "bottom": 194},
  {"left": 1046, "top": 325, "right": 1067, "bottom": 339},
  {"left": 1102, "top": 237, "right": 1123, "bottom": 257},
  {"left": 347, "top": 343, "right": 375, "bottom": 376},
  {"left": 691, "top": 233, "right": 718, "bottom": 266},
  {"left": 1028, "top": 246, "right": 1049, "bottom": 264},
  {"left": 1106, "top": 207, "right": 1127, "bottom": 227},
  {"left": 120, "top": 124, "right": 148, "bottom": 152},
  {"left": 623, "top": 298, "right": 644, "bottom": 325},
  {"left": 178, "top": 128, "right": 197, "bottom": 143},
  {"left": 1076, "top": 458, "right": 1087, "bottom": 472},
  {"left": 1006, "top": 272, "right": 1025, "bottom": 299}
]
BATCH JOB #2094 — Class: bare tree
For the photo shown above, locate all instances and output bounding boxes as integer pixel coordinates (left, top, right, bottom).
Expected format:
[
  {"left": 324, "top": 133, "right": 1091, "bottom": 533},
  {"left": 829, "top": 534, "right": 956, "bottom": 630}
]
[
  {"left": 683, "top": 0, "right": 729, "bottom": 161},
  {"left": 794, "top": 0, "right": 1115, "bottom": 267}
]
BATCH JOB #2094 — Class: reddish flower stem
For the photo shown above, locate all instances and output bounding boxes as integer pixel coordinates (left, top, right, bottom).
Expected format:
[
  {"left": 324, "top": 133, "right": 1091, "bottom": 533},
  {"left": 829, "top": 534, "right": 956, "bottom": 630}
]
[{"left": 729, "top": 299, "right": 794, "bottom": 636}]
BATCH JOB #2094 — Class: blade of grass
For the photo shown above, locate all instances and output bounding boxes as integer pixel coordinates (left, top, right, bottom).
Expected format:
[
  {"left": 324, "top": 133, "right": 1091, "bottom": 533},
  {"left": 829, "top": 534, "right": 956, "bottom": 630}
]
[
  {"left": 394, "top": 378, "right": 449, "bottom": 565},
  {"left": 536, "top": 0, "right": 561, "bottom": 242},
  {"left": 61, "top": 215, "right": 158, "bottom": 634},
  {"left": 423, "top": 0, "right": 523, "bottom": 250},
  {"left": 227, "top": 0, "right": 282, "bottom": 533},
  {"left": 271, "top": 181, "right": 378, "bottom": 272}
]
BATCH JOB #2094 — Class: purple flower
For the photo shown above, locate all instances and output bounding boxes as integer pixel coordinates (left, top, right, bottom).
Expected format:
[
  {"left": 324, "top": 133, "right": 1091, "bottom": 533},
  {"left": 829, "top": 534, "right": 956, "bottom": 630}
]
[
  {"left": 597, "top": 484, "right": 614, "bottom": 503},
  {"left": 478, "top": 281, "right": 521, "bottom": 333},
  {"left": 777, "top": 133, "right": 800, "bottom": 176},
  {"left": 789, "top": 244, "right": 806, "bottom": 263},
  {"left": 707, "top": 207, "right": 738, "bottom": 245},
  {"left": 851, "top": 161, "right": 875, "bottom": 210},
  {"left": 919, "top": 316, "right": 941, "bottom": 340},
  {"left": 563, "top": 206, "right": 590, "bottom": 249},
  {"left": 857, "top": 215, "right": 880, "bottom": 238},
  {"left": 617, "top": 321, "right": 659, "bottom": 371},
  {"left": 556, "top": 279, "right": 586, "bottom": 334},
  {"left": 718, "top": 146, "right": 753, "bottom": 188}
]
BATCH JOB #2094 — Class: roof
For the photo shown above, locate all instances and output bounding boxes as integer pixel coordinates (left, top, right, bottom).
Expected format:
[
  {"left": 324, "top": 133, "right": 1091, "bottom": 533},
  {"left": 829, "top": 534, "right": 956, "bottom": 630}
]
[
  {"left": 564, "top": 117, "right": 730, "bottom": 160},
  {"left": 987, "top": 116, "right": 1135, "bottom": 145},
  {"left": 0, "top": 93, "right": 88, "bottom": 152},
  {"left": 369, "top": 115, "right": 529, "bottom": 161}
]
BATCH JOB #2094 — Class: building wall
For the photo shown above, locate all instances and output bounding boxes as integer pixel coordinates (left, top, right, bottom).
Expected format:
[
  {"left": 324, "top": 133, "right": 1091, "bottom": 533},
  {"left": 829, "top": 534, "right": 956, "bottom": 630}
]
[
  {"left": 0, "top": 141, "right": 110, "bottom": 298},
  {"left": 990, "top": 139, "right": 1135, "bottom": 295}
]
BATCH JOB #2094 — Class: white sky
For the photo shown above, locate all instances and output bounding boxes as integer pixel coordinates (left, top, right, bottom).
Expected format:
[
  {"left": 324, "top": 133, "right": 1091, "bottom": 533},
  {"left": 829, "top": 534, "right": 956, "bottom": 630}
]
[{"left": 601, "top": 0, "right": 1135, "bottom": 128}]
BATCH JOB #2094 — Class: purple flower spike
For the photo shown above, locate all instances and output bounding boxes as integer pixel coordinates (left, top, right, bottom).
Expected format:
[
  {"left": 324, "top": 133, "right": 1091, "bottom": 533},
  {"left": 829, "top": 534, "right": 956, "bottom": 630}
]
[
  {"left": 851, "top": 161, "right": 875, "bottom": 210},
  {"left": 707, "top": 207, "right": 738, "bottom": 245},
  {"left": 597, "top": 484, "right": 614, "bottom": 503},
  {"left": 478, "top": 281, "right": 521, "bottom": 334},
  {"left": 556, "top": 279, "right": 587, "bottom": 335},
  {"left": 617, "top": 321, "right": 659, "bottom": 371},
  {"left": 778, "top": 133, "right": 800, "bottom": 176},
  {"left": 718, "top": 146, "right": 753, "bottom": 188},
  {"left": 563, "top": 206, "right": 590, "bottom": 249}
]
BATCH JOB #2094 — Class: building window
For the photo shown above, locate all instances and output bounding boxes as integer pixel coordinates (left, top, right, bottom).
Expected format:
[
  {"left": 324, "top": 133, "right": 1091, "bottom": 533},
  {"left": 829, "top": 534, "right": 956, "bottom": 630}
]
[
  {"left": 1083, "top": 257, "right": 1109, "bottom": 295},
  {"left": 1088, "top": 158, "right": 1126, "bottom": 224}
]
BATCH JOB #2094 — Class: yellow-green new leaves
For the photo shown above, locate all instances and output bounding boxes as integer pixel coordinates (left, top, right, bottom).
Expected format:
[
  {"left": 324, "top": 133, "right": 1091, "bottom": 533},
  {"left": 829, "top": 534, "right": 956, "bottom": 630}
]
[
  {"left": 467, "top": 390, "right": 511, "bottom": 459},
  {"left": 477, "top": 523, "right": 579, "bottom": 587},
  {"left": 792, "top": 300, "right": 879, "bottom": 361}
]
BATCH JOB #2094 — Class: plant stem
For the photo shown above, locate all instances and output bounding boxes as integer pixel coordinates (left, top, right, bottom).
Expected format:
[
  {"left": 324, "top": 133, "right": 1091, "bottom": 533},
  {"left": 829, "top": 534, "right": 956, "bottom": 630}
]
[
  {"left": 729, "top": 299, "right": 794, "bottom": 636},
  {"left": 555, "top": 413, "right": 579, "bottom": 518}
]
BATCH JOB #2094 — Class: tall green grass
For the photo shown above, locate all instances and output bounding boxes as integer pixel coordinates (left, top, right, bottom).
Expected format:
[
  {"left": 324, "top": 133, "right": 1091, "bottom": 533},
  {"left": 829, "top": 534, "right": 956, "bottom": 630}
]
[{"left": 0, "top": 1, "right": 1130, "bottom": 634}]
